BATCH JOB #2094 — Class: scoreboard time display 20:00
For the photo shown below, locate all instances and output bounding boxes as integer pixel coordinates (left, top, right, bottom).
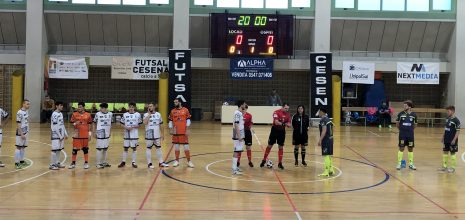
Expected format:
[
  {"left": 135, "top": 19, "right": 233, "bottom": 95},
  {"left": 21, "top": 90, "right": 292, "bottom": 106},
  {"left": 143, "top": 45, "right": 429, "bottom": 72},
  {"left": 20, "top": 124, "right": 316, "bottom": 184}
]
[{"left": 210, "top": 13, "right": 294, "bottom": 58}]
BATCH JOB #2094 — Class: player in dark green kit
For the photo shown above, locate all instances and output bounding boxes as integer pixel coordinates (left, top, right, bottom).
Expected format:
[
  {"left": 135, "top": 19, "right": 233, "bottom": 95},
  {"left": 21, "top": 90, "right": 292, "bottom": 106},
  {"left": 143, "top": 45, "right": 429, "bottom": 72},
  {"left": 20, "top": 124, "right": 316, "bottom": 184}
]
[
  {"left": 396, "top": 100, "right": 417, "bottom": 170},
  {"left": 317, "top": 108, "right": 334, "bottom": 177},
  {"left": 439, "top": 106, "right": 460, "bottom": 173}
]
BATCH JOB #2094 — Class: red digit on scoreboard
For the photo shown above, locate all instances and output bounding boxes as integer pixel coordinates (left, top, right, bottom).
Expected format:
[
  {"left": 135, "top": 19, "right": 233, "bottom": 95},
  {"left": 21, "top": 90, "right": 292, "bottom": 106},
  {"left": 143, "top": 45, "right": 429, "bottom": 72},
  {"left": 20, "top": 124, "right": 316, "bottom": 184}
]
[
  {"left": 266, "top": 35, "right": 274, "bottom": 45},
  {"left": 235, "top": 35, "right": 243, "bottom": 45}
]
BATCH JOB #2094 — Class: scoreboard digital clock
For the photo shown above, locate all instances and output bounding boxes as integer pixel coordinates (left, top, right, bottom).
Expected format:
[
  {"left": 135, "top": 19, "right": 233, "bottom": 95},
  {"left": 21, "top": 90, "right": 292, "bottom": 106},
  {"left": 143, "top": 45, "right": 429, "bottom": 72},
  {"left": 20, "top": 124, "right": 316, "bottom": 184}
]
[{"left": 210, "top": 13, "right": 294, "bottom": 58}]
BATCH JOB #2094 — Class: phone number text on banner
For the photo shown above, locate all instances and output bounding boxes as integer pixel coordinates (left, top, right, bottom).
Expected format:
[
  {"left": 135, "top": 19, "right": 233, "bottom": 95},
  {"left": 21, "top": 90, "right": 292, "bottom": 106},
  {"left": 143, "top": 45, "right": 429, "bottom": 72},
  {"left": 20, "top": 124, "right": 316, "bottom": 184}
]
[{"left": 230, "top": 58, "right": 273, "bottom": 80}]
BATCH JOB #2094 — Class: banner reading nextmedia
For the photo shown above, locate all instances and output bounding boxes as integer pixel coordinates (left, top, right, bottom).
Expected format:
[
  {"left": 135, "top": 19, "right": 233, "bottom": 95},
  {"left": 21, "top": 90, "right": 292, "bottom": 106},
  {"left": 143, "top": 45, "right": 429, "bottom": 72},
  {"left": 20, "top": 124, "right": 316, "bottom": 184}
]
[
  {"left": 342, "top": 61, "right": 375, "bottom": 84},
  {"left": 397, "top": 62, "right": 440, "bottom": 85},
  {"left": 310, "top": 53, "right": 333, "bottom": 118},
  {"left": 230, "top": 57, "right": 273, "bottom": 80},
  {"left": 169, "top": 50, "right": 191, "bottom": 109},
  {"left": 47, "top": 56, "right": 89, "bottom": 79},
  {"left": 111, "top": 57, "right": 169, "bottom": 80}
]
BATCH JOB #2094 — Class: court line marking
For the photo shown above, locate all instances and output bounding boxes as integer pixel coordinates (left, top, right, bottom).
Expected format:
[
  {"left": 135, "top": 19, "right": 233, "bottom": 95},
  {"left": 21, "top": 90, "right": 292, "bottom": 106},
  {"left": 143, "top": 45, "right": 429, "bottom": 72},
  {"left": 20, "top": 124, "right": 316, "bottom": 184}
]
[
  {"left": 461, "top": 152, "right": 465, "bottom": 163},
  {"left": 0, "top": 156, "right": 34, "bottom": 175},
  {"left": 205, "top": 158, "right": 342, "bottom": 183},
  {"left": 367, "top": 129, "right": 381, "bottom": 137},
  {"left": 252, "top": 130, "right": 302, "bottom": 220},
  {"left": 345, "top": 145, "right": 454, "bottom": 216}
]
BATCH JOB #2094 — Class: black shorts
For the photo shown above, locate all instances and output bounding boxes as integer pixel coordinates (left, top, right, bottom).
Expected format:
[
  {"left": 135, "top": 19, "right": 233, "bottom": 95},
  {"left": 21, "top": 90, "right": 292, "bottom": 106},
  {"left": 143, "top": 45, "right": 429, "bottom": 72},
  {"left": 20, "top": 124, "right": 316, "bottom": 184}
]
[
  {"left": 399, "top": 136, "right": 415, "bottom": 148},
  {"left": 268, "top": 126, "right": 286, "bottom": 146},
  {"left": 292, "top": 133, "right": 308, "bottom": 146},
  {"left": 244, "top": 129, "right": 252, "bottom": 146},
  {"left": 321, "top": 138, "right": 333, "bottom": 156},
  {"left": 443, "top": 143, "right": 458, "bottom": 153}
]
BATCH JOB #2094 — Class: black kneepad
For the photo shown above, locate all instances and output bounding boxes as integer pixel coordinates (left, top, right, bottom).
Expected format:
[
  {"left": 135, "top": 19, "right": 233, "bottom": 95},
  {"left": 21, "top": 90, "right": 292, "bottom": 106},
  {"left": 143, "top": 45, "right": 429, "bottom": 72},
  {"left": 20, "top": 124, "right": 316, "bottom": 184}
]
[
  {"left": 82, "top": 147, "right": 89, "bottom": 154},
  {"left": 72, "top": 149, "right": 78, "bottom": 155}
]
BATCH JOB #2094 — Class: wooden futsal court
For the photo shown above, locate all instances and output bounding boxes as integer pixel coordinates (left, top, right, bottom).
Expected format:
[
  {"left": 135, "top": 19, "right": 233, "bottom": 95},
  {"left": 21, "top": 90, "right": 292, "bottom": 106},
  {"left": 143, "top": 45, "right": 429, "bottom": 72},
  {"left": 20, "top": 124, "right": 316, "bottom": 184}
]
[{"left": 0, "top": 121, "right": 463, "bottom": 220}]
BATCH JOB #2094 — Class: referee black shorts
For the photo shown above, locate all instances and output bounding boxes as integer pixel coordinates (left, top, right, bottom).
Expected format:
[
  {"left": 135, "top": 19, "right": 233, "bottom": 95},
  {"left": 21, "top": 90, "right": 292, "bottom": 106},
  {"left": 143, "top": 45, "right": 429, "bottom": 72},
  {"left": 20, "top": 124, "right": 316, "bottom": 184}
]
[
  {"left": 292, "top": 133, "right": 308, "bottom": 146},
  {"left": 268, "top": 126, "right": 286, "bottom": 146}
]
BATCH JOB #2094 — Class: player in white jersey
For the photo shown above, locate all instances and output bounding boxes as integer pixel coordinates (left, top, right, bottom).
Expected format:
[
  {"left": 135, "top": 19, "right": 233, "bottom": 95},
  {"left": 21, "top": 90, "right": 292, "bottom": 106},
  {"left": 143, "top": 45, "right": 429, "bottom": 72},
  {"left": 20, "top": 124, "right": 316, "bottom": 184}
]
[
  {"left": 0, "top": 107, "right": 9, "bottom": 167},
  {"left": 15, "top": 100, "right": 30, "bottom": 169},
  {"left": 50, "top": 101, "right": 68, "bottom": 170},
  {"left": 232, "top": 100, "right": 246, "bottom": 175},
  {"left": 144, "top": 103, "right": 169, "bottom": 168},
  {"left": 118, "top": 103, "right": 142, "bottom": 168},
  {"left": 92, "top": 103, "right": 113, "bottom": 169}
]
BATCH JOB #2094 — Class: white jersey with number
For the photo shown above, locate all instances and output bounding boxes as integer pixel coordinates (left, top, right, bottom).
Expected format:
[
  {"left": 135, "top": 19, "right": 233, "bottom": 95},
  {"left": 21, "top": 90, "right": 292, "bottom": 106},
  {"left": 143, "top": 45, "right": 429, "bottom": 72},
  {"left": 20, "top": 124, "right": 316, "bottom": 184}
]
[
  {"left": 93, "top": 111, "right": 113, "bottom": 139},
  {"left": 121, "top": 112, "right": 142, "bottom": 140},
  {"left": 16, "top": 108, "right": 29, "bottom": 136},
  {"left": 51, "top": 111, "right": 68, "bottom": 140},
  {"left": 144, "top": 111, "right": 163, "bottom": 140},
  {"left": 232, "top": 110, "right": 244, "bottom": 140},
  {"left": 0, "top": 108, "right": 9, "bottom": 134}
]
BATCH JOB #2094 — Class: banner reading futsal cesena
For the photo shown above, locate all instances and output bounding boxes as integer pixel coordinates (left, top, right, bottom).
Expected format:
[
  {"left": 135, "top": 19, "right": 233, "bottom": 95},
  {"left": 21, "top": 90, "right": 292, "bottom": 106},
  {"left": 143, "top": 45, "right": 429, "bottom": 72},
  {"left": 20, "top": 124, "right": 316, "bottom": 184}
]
[
  {"left": 47, "top": 56, "right": 89, "bottom": 79},
  {"left": 230, "top": 58, "right": 273, "bottom": 80},
  {"left": 310, "top": 53, "right": 333, "bottom": 118},
  {"left": 397, "top": 62, "right": 439, "bottom": 85},
  {"left": 111, "top": 57, "right": 169, "bottom": 80}
]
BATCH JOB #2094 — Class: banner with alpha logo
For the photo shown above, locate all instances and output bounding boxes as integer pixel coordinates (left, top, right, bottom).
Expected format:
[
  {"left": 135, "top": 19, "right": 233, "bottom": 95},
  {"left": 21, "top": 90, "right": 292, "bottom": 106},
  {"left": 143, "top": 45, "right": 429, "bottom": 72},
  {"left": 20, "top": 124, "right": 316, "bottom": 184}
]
[
  {"left": 397, "top": 62, "right": 439, "bottom": 84},
  {"left": 230, "top": 58, "right": 273, "bottom": 80},
  {"left": 310, "top": 53, "right": 333, "bottom": 118},
  {"left": 47, "top": 56, "right": 89, "bottom": 79},
  {"left": 111, "top": 57, "right": 169, "bottom": 80},
  {"left": 169, "top": 50, "right": 191, "bottom": 109},
  {"left": 342, "top": 61, "right": 375, "bottom": 84}
]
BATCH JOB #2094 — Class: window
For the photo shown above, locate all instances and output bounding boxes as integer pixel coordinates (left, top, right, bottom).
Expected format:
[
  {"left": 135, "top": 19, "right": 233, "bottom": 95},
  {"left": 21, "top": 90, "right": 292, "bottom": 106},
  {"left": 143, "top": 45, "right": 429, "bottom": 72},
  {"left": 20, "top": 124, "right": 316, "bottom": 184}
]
[
  {"left": 266, "top": 0, "right": 288, "bottom": 9},
  {"left": 291, "top": 0, "right": 310, "bottom": 7},
  {"left": 335, "top": 0, "right": 354, "bottom": 8},
  {"left": 49, "top": 0, "right": 68, "bottom": 2},
  {"left": 407, "top": 0, "right": 429, "bottom": 11},
  {"left": 358, "top": 0, "right": 380, "bottom": 10},
  {"left": 98, "top": 0, "right": 120, "bottom": 4},
  {"left": 217, "top": 0, "right": 239, "bottom": 7},
  {"left": 72, "top": 0, "right": 95, "bottom": 3},
  {"left": 194, "top": 0, "right": 213, "bottom": 5},
  {"left": 241, "top": 0, "right": 264, "bottom": 8},
  {"left": 149, "top": 0, "right": 169, "bottom": 4},
  {"left": 433, "top": 0, "right": 452, "bottom": 10},
  {"left": 122, "top": 0, "right": 145, "bottom": 5},
  {"left": 382, "top": 0, "right": 405, "bottom": 11}
]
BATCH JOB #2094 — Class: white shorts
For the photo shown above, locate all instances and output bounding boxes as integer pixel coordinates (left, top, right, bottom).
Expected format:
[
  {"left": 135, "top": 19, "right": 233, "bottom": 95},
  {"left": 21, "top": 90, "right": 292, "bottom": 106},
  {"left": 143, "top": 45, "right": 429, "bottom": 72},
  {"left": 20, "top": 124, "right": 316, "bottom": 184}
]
[
  {"left": 16, "top": 134, "right": 29, "bottom": 147},
  {"left": 233, "top": 139, "right": 244, "bottom": 152},
  {"left": 0, "top": 133, "right": 3, "bottom": 145},
  {"left": 146, "top": 139, "right": 161, "bottom": 148},
  {"left": 51, "top": 139, "right": 64, "bottom": 151},
  {"left": 96, "top": 138, "right": 110, "bottom": 149},
  {"left": 124, "top": 139, "right": 139, "bottom": 148}
]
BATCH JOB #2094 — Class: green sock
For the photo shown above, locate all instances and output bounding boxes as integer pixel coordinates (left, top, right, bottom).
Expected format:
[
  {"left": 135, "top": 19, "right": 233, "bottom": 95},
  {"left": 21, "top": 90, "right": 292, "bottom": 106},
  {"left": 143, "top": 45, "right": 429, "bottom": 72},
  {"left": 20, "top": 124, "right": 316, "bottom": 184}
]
[
  {"left": 397, "top": 151, "right": 403, "bottom": 165},
  {"left": 442, "top": 154, "right": 449, "bottom": 168},
  {"left": 324, "top": 156, "right": 330, "bottom": 173},
  {"left": 451, "top": 154, "right": 457, "bottom": 168},
  {"left": 329, "top": 156, "right": 335, "bottom": 173},
  {"left": 408, "top": 152, "right": 414, "bottom": 165}
]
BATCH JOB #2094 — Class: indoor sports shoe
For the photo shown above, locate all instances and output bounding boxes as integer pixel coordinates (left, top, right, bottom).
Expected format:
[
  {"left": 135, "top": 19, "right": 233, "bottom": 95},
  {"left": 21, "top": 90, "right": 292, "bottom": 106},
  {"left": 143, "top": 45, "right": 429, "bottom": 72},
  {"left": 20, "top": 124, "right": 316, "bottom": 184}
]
[
  {"left": 172, "top": 160, "right": 179, "bottom": 167},
  {"left": 132, "top": 162, "right": 138, "bottom": 168},
  {"left": 447, "top": 167, "right": 455, "bottom": 173},
  {"left": 437, "top": 167, "right": 447, "bottom": 172},
  {"left": 302, "top": 161, "right": 307, "bottom": 167},
  {"left": 329, "top": 168, "right": 335, "bottom": 175},
  {"left": 49, "top": 165, "right": 59, "bottom": 170},
  {"left": 295, "top": 161, "right": 298, "bottom": 167},
  {"left": 103, "top": 162, "right": 111, "bottom": 168},
  {"left": 388, "top": 125, "right": 392, "bottom": 129},
  {"left": 148, "top": 163, "right": 155, "bottom": 169},
  {"left": 248, "top": 161, "right": 254, "bottom": 167},
  {"left": 237, "top": 162, "right": 240, "bottom": 167},
  {"left": 409, "top": 164, "right": 417, "bottom": 170},
  {"left": 396, "top": 164, "right": 401, "bottom": 170},
  {"left": 68, "top": 163, "right": 76, "bottom": 169},
  {"left": 118, "top": 162, "right": 126, "bottom": 168},
  {"left": 96, "top": 164, "right": 104, "bottom": 169},
  {"left": 318, "top": 171, "right": 330, "bottom": 177},
  {"left": 57, "top": 163, "right": 65, "bottom": 168},
  {"left": 15, "top": 163, "right": 22, "bottom": 169},
  {"left": 378, "top": 125, "right": 382, "bottom": 128},
  {"left": 232, "top": 168, "right": 243, "bottom": 175},
  {"left": 83, "top": 163, "right": 90, "bottom": 169},
  {"left": 159, "top": 162, "right": 169, "bottom": 167},
  {"left": 0, "top": 161, "right": 5, "bottom": 167},
  {"left": 260, "top": 160, "right": 266, "bottom": 168},
  {"left": 187, "top": 161, "right": 195, "bottom": 168},
  {"left": 278, "top": 163, "right": 284, "bottom": 170}
]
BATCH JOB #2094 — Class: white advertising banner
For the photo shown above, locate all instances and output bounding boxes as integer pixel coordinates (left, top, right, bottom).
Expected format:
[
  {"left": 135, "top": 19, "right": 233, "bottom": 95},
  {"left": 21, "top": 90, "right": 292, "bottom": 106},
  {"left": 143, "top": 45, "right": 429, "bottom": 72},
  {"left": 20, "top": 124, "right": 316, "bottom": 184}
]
[
  {"left": 342, "top": 61, "right": 375, "bottom": 84},
  {"left": 397, "top": 62, "right": 440, "bottom": 85},
  {"left": 48, "top": 57, "right": 88, "bottom": 79},
  {"left": 111, "top": 57, "right": 169, "bottom": 80}
]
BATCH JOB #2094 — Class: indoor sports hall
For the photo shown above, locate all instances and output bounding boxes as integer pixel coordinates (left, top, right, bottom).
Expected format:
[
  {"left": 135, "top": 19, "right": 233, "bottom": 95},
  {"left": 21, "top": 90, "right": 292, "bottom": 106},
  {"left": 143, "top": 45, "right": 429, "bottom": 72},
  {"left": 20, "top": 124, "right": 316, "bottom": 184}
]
[{"left": 0, "top": 0, "right": 464, "bottom": 219}]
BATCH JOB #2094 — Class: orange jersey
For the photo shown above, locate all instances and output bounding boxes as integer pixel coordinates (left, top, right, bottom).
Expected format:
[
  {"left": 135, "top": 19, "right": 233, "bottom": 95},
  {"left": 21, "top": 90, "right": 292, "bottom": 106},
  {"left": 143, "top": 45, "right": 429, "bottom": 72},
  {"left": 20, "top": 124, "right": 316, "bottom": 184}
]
[
  {"left": 169, "top": 107, "right": 191, "bottom": 135},
  {"left": 70, "top": 111, "right": 92, "bottom": 139}
]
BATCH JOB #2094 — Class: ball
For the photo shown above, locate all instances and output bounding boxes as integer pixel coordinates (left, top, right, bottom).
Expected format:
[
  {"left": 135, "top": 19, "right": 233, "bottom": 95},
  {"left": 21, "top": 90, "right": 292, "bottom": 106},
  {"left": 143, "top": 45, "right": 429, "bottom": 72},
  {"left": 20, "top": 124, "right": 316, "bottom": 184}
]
[{"left": 266, "top": 159, "right": 273, "bottom": 169}]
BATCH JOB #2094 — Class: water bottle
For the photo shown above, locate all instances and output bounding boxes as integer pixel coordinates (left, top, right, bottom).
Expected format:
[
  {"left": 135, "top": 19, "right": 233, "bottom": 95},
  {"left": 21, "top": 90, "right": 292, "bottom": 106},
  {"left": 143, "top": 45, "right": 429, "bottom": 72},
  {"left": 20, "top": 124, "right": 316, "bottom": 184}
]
[{"left": 401, "top": 159, "right": 406, "bottom": 168}]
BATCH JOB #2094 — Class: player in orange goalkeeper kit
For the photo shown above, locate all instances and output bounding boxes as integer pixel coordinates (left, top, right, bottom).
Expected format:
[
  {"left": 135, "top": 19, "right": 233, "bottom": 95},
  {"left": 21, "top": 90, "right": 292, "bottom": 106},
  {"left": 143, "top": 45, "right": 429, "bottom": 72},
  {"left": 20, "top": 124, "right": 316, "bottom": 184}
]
[
  {"left": 169, "top": 98, "right": 194, "bottom": 168},
  {"left": 69, "top": 102, "right": 92, "bottom": 169}
]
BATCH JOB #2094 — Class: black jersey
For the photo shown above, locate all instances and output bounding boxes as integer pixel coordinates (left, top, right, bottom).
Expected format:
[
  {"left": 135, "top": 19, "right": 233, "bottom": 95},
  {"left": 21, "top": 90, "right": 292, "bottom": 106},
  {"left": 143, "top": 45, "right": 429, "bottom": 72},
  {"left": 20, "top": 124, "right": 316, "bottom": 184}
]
[
  {"left": 444, "top": 117, "right": 461, "bottom": 144},
  {"left": 397, "top": 111, "right": 417, "bottom": 138}
]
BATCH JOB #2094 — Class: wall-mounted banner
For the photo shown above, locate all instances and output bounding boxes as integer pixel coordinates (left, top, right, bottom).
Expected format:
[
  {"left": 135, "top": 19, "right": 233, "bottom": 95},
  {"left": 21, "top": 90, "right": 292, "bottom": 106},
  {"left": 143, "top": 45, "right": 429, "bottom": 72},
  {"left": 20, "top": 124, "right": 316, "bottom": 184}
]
[
  {"left": 230, "top": 57, "right": 273, "bottom": 80},
  {"left": 47, "top": 56, "right": 89, "bottom": 79},
  {"left": 397, "top": 62, "right": 439, "bottom": 85},
  {"left": 169, "top": 50, "right": 191, "bottom": 109},
  {"left": 310, "top": 53, "right": 333, "bottom": 118},
  {"left": 342, "top": 61, "right": 375, "bottom": 84},
  {"left": 111, "top": 57, "right": 169, "bottom": 80}
]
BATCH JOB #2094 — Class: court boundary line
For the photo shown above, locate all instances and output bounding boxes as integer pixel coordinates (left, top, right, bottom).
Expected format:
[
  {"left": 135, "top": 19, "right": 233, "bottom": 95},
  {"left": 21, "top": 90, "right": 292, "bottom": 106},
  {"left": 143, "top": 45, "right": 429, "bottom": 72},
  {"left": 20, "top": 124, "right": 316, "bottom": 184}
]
[
  {"left": 252, "top": 130, "right": 302, "bottom": 220},
  {"left": 345, "top": 145, "right": 455, "bottom": 216}
]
